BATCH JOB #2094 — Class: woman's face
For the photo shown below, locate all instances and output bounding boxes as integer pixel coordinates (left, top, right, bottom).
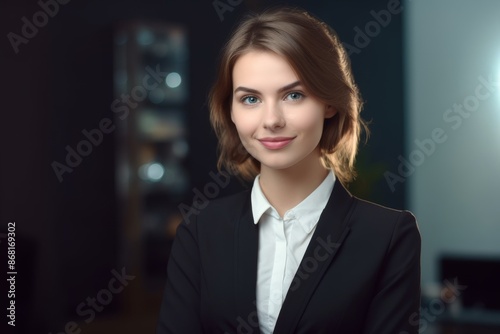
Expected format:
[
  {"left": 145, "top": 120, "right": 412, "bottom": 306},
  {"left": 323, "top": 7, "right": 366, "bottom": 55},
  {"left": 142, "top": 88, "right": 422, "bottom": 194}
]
[{"left": 230, "top": 51, "right": 335, "bottom": 173}]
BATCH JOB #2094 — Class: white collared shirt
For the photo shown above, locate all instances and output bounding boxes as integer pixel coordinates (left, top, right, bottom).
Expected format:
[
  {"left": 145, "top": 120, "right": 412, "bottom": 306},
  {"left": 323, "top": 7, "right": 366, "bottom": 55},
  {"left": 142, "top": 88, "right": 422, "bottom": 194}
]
[{"left": 251, "top": 170, "right": 335, "bottom": 334}]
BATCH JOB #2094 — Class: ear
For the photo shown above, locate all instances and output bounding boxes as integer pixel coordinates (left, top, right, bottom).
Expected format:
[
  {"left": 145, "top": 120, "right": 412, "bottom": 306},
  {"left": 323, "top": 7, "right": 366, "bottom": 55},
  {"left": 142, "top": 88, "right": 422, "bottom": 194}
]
[
  {"left": 324, "top": 105, "right": 337, "bottom": 119},
  {"left": 230, "top": 109, "right": 235, "bottom": 123}
]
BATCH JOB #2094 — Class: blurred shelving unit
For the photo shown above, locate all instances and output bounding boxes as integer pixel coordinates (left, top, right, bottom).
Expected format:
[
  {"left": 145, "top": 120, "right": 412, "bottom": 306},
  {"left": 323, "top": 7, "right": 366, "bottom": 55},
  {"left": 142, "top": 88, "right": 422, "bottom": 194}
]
[{"left": 113, "top": 20, "right": 189, "bottom": 319}]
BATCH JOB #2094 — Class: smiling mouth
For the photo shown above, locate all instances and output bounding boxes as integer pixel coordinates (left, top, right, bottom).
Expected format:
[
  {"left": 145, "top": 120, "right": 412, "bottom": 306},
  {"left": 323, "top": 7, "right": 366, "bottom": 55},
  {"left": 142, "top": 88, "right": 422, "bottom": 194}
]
[{"left": 258, "top": 137, "right": 295, "bottom": 150}]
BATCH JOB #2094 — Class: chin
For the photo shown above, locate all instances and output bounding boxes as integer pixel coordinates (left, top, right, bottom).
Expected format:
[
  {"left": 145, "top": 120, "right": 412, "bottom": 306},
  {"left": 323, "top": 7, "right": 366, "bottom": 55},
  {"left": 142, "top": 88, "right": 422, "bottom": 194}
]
[{"left": 259, "top": 159, "right": 301, "bottom": 171}]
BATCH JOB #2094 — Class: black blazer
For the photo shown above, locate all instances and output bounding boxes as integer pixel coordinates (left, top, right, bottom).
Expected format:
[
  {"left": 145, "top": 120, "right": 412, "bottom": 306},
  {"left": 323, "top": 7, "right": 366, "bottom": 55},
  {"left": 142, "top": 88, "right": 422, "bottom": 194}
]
[{"left": 157, "top": 179, "right": 421, "bottom": 333}]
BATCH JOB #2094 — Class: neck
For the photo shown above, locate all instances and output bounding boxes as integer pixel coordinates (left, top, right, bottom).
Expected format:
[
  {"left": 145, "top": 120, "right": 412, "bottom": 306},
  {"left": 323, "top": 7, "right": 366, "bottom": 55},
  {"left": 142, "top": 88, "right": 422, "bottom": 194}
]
[{"left": 258, "top": 149, "right": 330, "bottom": 217}]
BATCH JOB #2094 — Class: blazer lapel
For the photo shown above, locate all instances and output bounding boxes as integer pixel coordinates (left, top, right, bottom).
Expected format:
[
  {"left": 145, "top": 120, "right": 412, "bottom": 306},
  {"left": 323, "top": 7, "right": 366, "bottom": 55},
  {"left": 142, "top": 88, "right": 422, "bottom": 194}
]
[
  {"left": 234, "top": 191, "right": 261, "bottom": 333},
  {"left": 273, "top": 180, "right": 357, "bottom": 334}
]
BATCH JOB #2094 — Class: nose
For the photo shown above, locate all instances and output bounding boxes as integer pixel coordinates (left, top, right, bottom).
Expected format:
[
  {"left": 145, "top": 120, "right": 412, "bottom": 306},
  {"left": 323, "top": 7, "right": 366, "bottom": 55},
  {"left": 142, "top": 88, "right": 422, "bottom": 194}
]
[{"left": 262, "top": 102, "right": 285, "bottom": 130}]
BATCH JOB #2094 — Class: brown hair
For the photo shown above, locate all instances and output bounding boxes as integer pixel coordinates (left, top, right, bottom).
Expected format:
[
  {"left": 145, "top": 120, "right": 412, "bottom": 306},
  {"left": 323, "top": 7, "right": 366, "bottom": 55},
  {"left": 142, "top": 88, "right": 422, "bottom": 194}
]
[{"left": 209, "top": 7, "right": 367, "bottom": 184}]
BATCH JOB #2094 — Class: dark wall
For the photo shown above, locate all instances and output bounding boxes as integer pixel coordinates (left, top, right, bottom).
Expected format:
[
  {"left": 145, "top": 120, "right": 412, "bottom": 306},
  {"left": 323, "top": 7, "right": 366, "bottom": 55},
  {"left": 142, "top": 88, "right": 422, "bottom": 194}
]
[{"left": 0, "top": 0, "right": 405, "bottom": 332}]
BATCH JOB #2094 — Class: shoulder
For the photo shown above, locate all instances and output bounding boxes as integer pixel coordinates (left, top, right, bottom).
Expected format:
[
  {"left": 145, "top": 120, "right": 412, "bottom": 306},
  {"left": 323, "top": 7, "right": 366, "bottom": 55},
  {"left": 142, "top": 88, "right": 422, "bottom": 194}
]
[
  {"left": 333, "top": 179, "right": 417, "bottom": 231},
  {"left": 198, "top": 189, "right": 251, "bottom": 221},
  {"left": 178, "top": 189, "right": 251, "bottom": 232},
  {"left": 206, "top": 189, "right": 251, "bottom": 211},
  {"left": 348, "top": 195, "right": 420, "bottom": 245},
  {"left": 352, "top": 196, "right": 416, "bottom": 223}
]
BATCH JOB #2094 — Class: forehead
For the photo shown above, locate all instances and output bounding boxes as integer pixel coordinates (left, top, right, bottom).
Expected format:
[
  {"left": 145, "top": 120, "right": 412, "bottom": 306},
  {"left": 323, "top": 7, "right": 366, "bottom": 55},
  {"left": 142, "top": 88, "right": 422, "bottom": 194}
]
[{"left": 232, "top": 51, "right": 299, "bottom": 90}]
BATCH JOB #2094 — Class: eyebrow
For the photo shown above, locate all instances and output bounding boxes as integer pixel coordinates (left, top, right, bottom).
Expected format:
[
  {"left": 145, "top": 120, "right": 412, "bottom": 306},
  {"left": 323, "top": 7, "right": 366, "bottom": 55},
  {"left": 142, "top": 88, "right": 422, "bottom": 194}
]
[{"left": 233, "top": 81, "right": 302, "bottom": 95}]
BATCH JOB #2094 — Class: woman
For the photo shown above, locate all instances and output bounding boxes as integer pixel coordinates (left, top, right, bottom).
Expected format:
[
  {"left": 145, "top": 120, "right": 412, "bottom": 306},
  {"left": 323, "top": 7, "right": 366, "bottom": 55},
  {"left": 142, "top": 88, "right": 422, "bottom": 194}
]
[{"left": 157, "top": 7, "right": 421, "bottom": 334}]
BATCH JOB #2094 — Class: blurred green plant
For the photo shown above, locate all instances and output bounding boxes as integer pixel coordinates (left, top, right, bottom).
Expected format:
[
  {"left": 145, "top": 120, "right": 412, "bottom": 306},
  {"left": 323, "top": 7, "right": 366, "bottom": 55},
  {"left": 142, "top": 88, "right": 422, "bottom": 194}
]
[{"left": 348, "top": 147, "right": 388, "bottom": 202}]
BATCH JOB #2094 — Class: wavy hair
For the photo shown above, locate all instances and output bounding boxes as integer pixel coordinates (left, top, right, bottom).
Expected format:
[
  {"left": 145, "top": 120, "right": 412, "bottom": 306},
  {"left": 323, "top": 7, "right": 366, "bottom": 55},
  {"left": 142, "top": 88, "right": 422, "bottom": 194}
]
[{"left": 209, "top": 7, "right": 368, "bottom": 183}]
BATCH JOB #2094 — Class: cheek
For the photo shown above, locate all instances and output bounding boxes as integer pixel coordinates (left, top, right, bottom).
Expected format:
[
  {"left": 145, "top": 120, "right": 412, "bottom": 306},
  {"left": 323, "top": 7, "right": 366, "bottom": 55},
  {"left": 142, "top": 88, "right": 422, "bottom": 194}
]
[
  {"left": 292, "top": 110, "right": 325, "bottom": 135},
  {"left": 231, "top": 115, "right": 252, "bottom": 141},
  {"left": 231, "top": 108, "right": 257, "bottom": 136}
]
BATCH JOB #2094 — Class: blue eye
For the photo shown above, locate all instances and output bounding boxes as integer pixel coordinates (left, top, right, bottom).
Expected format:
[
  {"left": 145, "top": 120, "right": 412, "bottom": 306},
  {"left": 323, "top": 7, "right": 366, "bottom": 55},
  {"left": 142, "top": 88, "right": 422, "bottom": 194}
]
[
  {"left": 242, "top": 96, "right": 260, "bottom": 105},
  {"left": 285, "top": 92, "right": 304, "bottom": 101}
]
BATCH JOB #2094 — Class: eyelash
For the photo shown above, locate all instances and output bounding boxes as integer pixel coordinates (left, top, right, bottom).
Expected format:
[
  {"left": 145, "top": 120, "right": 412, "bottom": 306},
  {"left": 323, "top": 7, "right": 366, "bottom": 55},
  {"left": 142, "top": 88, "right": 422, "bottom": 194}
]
[
  {"left": 240, "top": 91, "right": 305, "bottom": 105},
  {"left": 285, "top": 92, "right": 304, "bottom": 101}
]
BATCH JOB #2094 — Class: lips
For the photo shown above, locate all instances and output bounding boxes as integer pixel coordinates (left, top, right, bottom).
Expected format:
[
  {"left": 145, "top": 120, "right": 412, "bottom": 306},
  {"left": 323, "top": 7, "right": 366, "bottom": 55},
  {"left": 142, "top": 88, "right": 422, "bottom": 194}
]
[{"left": 258, "top": 137, "right": 295, "bottom": 149}]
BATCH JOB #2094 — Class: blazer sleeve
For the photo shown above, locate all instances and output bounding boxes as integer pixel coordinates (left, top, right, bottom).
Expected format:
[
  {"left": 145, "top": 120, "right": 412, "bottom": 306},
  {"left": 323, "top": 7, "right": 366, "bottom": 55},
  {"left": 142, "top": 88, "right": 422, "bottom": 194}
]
[
  {"left": 156, "top": 215, "right": 202, "bottom": 334},
  {"left": 362, "top": 211, "right": 421, "bottom": 334}
]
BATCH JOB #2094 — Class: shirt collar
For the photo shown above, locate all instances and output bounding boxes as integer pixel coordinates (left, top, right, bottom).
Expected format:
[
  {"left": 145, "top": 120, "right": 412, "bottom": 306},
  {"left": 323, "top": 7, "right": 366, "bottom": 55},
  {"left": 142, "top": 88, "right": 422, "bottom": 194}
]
[
  {"left": 250, "top": 169, "right": 336, "bottom": 233},
  {"left": 250, "top": 175, "right": 274, "bottom": 225}
]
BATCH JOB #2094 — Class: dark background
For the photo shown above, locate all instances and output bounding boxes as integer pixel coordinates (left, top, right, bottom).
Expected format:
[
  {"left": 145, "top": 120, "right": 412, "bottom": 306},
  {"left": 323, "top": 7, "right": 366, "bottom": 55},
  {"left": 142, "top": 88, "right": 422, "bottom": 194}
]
[{"left": 0, "top": 0, "right": 407, "bottom": 333}]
